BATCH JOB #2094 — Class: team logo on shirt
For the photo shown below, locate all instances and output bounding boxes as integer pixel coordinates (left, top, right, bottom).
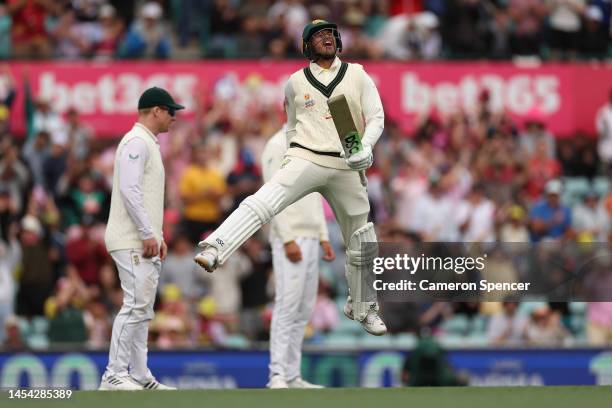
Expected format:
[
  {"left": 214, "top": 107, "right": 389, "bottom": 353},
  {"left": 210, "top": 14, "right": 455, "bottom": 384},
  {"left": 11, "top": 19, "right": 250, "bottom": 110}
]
[
  {"left": 129, "top": 153, "right": 140, "bottom": 161},
  {"left": 280, "top": 157, "right": 291, "bottom": 169},
  {"left": 304, "top": 93, "right": 315, "bottom": 108}
]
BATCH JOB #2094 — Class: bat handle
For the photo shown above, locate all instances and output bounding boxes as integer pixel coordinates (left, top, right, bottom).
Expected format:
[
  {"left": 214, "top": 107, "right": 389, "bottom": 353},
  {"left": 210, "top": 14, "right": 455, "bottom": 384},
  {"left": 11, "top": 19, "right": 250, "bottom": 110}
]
[{"left": 359, "top": 170, "right": 367, "bottom": 187}]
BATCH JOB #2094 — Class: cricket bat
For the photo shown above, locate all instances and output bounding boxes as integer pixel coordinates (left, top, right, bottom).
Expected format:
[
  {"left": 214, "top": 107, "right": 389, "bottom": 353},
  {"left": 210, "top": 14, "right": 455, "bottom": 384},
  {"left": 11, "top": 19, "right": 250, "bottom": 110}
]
[{"left": 327, "top": 94, "right": 368, "bottom": 187}]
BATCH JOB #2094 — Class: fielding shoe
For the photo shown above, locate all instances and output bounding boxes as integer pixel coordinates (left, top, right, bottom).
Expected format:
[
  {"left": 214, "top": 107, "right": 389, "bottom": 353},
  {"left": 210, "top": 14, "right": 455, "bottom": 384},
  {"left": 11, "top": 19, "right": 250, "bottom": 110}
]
[
  {"left": 194, "top": 246, "right": 218, "bottom": 273},
  {"left": 287, "top": 378, "right": 324, "bottom": 389},
  {"left": 344, "top": 297, "right": 387, "bottom": 336},
  {"left": 267, "top": 375, "right": 289, "bottom": 389},
  {"left": 98, "top": 375, "right": 143, "bottom": 391},
  {"left": 135, "top": 378, "right": 176, "bottom": 390}
]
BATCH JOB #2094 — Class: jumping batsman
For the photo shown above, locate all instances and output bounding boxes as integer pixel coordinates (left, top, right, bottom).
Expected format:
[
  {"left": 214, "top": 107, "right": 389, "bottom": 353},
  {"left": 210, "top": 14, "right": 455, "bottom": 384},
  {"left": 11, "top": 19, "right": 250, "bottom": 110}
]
[
  {"left": 263, "top": 126, "right": 336, "bottom": 389},
  {"left": 100, "top": 87, "right": 184, "bottom": 390},
  {"left": 195, "top": 20, "right": 386, "bottom": 335}
]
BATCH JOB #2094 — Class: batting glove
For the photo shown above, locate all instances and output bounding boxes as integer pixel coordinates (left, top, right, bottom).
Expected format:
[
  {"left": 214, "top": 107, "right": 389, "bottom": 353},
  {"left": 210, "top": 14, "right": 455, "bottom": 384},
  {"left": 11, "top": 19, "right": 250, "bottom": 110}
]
[{"left": 346, "top": 144, "right": 373, "bottom": 171}]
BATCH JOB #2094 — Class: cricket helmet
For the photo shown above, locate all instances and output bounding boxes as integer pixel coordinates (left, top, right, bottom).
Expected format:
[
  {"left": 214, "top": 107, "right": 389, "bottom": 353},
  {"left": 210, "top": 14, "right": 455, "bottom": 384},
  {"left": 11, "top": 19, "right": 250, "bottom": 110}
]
[{"left": 302, "top": 19, "right": 342, "bottom": 61}]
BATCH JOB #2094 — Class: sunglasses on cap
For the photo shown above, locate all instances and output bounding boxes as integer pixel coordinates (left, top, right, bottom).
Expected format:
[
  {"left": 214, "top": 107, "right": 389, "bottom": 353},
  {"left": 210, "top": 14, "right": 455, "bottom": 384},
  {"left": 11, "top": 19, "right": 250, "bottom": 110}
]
[{"left": 158, "top": 106, "right": 176, "bottom": 117}]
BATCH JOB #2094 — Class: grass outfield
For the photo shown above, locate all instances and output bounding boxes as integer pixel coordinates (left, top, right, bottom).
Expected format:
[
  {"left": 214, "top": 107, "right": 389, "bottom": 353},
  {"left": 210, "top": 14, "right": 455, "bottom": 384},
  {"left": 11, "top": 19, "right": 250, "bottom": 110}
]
[{"left": 3, "top": 386, "right": 612, "bottom": 408}]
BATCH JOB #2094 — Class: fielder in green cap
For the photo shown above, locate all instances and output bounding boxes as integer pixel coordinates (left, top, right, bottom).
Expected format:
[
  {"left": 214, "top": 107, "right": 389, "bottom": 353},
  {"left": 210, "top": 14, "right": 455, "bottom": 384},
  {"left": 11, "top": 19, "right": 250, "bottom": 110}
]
[
  {"left": 100, "top": 86, "right": 184, "bottom": 391},
  {"left": 194, "top": 20, "right": 387, "bottom": 380}
]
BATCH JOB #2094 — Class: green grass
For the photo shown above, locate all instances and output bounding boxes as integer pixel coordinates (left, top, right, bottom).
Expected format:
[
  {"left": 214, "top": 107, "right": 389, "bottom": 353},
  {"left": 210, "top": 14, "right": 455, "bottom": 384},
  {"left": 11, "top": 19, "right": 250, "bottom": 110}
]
[{"left": 2, "top": 386, "right": 612, "bottom": 408}]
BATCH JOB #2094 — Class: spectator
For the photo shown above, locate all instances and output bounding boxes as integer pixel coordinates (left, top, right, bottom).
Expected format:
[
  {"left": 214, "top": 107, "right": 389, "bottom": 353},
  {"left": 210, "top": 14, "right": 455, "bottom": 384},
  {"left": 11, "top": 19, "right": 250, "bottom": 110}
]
[
  {"left": 51, "top": 6, "right": 98, "bottom": 59},
  {"left": 0, "top": 141, "right": 30, "bottom": 214},
  {"left": 508, "top": 0, "right": 546, "bottom": 56},
  {"left": 586, "top": 302, "right": 612, "bottom": 345},
  {"left": 83, "top": 300, "right": 111, "bottom": 349},
  {"left": 239, "top": 237, "right": 271, "bottom": 341},
  {"left": 0, "top": 4, "right": 10, "bottom": 59},
  {"left": 118, "top": 1, "right": 171, "bottom": 59},
  {"left": 486, "top": 301, "right": 528, "bottom": 346},
  {"left": 46, "top": 276, "right": 89, "bottom": 344},
  {"left": 65, "top": 216, "right": 109, "bottom": 287},
  {"left": 458, "top": 184, "right": 496, "bottom": 242},
  {"left": 226, "top": 149, "right": 262, "bottom": 213},
  {"left": 0, "top": 65, "right": 16, "bottom": 135},
  {"left": 580, "top": 5, "right": 609, "bottom": 60},
  {"left": 160, "top": 233, "right": 205, "bottom": 301},
  {"left": 528, "top": 179, "right": 572, "bottom": 242},
  {"left": 309, "top": 282, "right": 340, "bottom": 334},
  {"left": 377, "top": 11, "right": 441, "bottom": 60},
  {"left": 499, "top": 205, "right": 530, "bottom": 243},
  {"left": 411, "top": 173, "right": 460, "bottom": 241},
  {"left": 16, "top": 215, "right": 54, "bottom": 317},
  {"left": 547, "top": 0, "right": 586, "bottom": 60},
  {"left": 596, "top": 89, "right": 612, "bottom": 173},
  {"left": 65, "top": 172, "right": 107, "bottom": 225},
  {"left": 524, "top": 137, "right": 561, "bottom": 200},
  {"left": 178, "top": 144, "right": 227, "bottom": 244},
  {"left": 151, "top": 284, "right": 191, "bottom": 349},
  {"left": 572, "top": 191, "right": 607, "bottom": 242},
  {"left": 206, "top": 0, "right": 241, "bottom": 57},
  {"left": 65, "top": 108, "right": 93, "bottom": 160},
  {"left": 22, "top": 131, "right": 51, "bottom": 188},
  {"left": 92, "top": 3, "right": 123, "bottom": 60},
  {"left": 42, "top": 137, "right": 69, "bottom": 197},
  {"left": 0, "top": 214, "right": 20, "bottom": 344},
  {"left": 524, "top": 304, "right": 569, "bottom": 346},
  {"left": 196, "top": 296, "right": 227, "bottom": 346},
  {"left": 7, "top": 0, "right": 55, "bottom": 59},
  {"left": 3, "top": 315, "right": 25, "bottom": 350},
  {"left": 32, "top": 97, "right": 65, "bottom": 139}
]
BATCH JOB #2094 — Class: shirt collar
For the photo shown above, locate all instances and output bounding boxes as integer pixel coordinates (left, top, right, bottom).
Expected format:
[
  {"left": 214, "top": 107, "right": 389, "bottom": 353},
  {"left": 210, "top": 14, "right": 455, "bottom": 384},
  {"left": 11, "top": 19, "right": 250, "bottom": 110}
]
[
  {"left": 309, "top": 56, "right": 341, "bottom": 76},
  {"left": 134, "top": 122, "right": 159, "bottom": 143}
]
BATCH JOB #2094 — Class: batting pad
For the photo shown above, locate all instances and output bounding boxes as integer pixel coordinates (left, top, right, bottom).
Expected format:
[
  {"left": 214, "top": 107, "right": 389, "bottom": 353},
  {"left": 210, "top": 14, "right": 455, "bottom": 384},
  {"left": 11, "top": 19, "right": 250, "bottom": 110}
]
[{"left": 346, "top": 222, "right": 379, "bottom": 321}]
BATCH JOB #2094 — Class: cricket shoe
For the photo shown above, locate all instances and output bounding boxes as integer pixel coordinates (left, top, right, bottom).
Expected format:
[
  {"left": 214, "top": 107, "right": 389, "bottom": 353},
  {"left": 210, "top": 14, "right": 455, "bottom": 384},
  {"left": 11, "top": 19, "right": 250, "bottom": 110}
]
[
  {"left": 343, "top": 296, "right": 387, "bottom": 336},
  {"left": 287, "top": 378, "right": 324, "bottom": 389},
  {"left": 98, "top": 374, "right": 143, "bottom": 391},
  {"left": 267, "top": 375, "right": 289, "bottom": 389},
  {"left": 194, "top": 246, "right": 218, "bottom": 273},
  {"left": 133, "top": 378, "right": 176, "bottom": 390}
]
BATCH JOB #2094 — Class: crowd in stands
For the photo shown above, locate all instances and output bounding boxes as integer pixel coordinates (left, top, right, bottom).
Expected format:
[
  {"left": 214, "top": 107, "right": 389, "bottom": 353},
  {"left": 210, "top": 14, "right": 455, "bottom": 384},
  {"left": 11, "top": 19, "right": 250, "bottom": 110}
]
[
  {"left": 0, "top": 0, "right": 610, "bottom": 61},
  {"left": 1, "top": 56, "right": 612, "bottom": 350}
]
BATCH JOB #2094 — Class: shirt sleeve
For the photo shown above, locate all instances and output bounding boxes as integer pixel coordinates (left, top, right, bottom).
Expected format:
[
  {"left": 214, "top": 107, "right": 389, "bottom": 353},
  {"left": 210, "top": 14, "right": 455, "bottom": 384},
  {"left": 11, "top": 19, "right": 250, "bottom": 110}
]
[
  {"left": 118, "top": 137, "right": 155, "bottom": 240},
  {"left": 284, "top": 81, "right": 297, "bottom": 145},
  {"left": 360, "top": 70, "right": 385, "bottom": 147}
]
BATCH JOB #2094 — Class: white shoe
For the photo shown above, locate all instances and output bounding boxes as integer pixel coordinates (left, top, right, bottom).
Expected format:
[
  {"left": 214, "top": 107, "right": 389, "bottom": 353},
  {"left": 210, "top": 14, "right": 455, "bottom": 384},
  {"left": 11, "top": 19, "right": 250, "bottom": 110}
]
[
  {"left": 267, "top": 375, "right": 288, "bottom": 389},
  {"left": 344, "top": 297, "right": 387, "bottom": 336},
  {"left": 287, "top": 377, "right": 324, "bottom": 389},
  {"left": 136, "top": 378, "right": 176, "bottom": 390},
  {"left": 194, "top": 247, "right": 218, "bottom": 273},
  {"left": 98, "top": 375, "right": 143, "bottom": 391}
]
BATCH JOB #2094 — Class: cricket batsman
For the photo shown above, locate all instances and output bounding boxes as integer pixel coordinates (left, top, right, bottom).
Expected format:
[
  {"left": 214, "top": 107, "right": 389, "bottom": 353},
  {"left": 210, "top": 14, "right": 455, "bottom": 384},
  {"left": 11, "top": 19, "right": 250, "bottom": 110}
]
[
  {"left": 100, "top": 87, "right": 184, "bottom": 390},
  {"left": 263, "top": 126, "right": 336, "bottom": 389},
  {"left": 195, "top": 20, "right": 387, "bottom": 335}
]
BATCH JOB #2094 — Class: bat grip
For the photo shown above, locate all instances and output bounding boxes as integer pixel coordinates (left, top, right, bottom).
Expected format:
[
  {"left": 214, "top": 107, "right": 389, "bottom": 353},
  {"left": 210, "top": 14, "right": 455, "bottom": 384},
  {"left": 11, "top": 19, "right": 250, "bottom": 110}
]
[{"left": 359, "top": 170, "right": 367, "bottom": 187}]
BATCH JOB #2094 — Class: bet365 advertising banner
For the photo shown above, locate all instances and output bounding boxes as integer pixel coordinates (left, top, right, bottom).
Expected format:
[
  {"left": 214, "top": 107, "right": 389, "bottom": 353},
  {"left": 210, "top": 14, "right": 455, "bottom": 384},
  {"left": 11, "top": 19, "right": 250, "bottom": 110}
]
[
  {"left": 4, "top": 62, "right": 612, "bottom": 138},
  {"left": 1, "top": 349, "right": 611, "bottom": 389}
]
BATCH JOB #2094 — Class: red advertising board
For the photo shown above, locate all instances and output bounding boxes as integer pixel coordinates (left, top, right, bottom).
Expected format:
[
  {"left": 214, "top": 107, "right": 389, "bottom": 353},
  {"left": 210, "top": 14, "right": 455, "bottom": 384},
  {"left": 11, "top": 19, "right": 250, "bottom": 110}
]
[{"left": 5, "top": 61, "right": 611, "bottom": 138}]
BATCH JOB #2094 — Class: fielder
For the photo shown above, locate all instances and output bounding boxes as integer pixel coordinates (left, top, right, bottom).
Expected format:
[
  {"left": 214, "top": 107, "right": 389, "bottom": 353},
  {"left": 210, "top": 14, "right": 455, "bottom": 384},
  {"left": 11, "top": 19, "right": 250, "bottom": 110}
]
[
  {"left": 195, "top": 20, "right": 387, "bottom": 335},
  {"left": 263, "top": 126, "right": 336, "bottom": 389},
  {"left": 100, "top": 87, "right": 184, "bottom": 391}
]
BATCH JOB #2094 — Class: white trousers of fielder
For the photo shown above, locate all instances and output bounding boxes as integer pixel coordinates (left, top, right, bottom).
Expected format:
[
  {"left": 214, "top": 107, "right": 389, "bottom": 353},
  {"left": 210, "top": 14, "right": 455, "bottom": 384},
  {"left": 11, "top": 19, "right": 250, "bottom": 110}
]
[
  {"left": 269, "top": 237, "right": 319, "bottom": 381},
  {"left": 104, "top": 249, "right": 160, "bottom": 383}
]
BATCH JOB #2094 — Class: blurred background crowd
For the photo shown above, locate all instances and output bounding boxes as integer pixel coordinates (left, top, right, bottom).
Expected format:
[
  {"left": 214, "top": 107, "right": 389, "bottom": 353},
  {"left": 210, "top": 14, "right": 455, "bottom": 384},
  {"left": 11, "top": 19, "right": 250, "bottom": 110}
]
[
  {"left": 0, "top": 0, "right": 611, "bottom": 61},
  {"left": 1, "top": 0, "right": 612, "bottom": 354}
]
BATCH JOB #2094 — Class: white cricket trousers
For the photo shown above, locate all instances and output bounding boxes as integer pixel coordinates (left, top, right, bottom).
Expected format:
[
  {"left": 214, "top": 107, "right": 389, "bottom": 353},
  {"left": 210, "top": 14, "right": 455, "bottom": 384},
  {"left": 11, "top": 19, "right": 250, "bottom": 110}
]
[
  {"left": 269, "top": 237, "right": 320, "bottom": 381},
  {"left": 104, "top": 249, "right": 160, "bottom": 383}
]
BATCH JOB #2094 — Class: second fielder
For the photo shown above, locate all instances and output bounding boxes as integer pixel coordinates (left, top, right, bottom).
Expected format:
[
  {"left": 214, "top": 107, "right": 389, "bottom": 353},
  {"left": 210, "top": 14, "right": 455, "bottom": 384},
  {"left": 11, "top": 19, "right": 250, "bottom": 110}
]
[
  {"left": 196, "top": 20, "right": 386, "bottom": 335},
  {"left": 263, "top": 126, "right": 336, "bottom": 389}
]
